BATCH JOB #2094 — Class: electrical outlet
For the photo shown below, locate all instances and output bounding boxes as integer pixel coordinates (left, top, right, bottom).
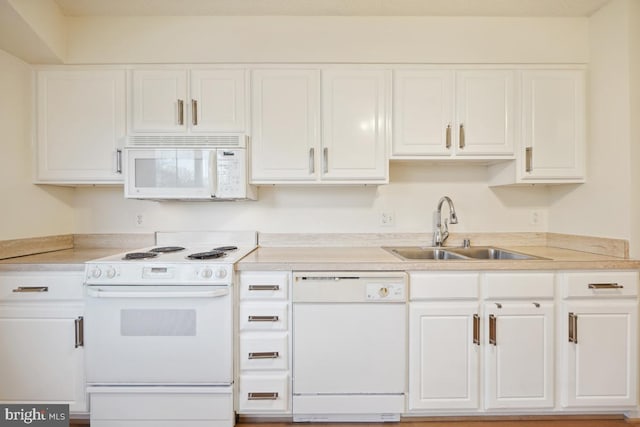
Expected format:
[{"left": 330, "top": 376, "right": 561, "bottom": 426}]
[
  {"left": 135, "top": 214, "right": 144, "bottom": 227},
  {"left": 380, "top": 211, "right": 395, "bottom": 227},
  {"left": 530, "top": 210, "right": 540, "bottom": 225}
]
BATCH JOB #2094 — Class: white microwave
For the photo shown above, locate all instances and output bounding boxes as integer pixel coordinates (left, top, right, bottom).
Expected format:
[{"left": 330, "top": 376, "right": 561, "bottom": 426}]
[{"left": 124, "top": 147, "right": 257, "bottom": 200}]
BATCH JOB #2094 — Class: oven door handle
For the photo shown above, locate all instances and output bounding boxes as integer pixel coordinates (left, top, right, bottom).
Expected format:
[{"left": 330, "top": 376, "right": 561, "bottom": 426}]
[{"left": 86, "top": 288, "right": 229, "bottom": 299}]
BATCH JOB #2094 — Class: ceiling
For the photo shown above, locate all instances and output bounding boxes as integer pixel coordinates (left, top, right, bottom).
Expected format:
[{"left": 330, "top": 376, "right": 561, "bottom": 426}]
[{"left": 54, "top": 0, "right": 612, "bottom": 17}]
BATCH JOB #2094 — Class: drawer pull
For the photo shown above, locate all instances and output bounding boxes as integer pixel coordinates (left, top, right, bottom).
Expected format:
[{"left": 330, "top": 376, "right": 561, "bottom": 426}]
[
  {"left": 248, "top": 315, "right": 279, "bottom": 322},
  {"left": 248, "top": 351, "right": 280, "bottom": 360},
  {"left": 489, "top": 314, "right": 497, "bottom": 346},
  {"left": 472, "top": 314, "right": 480, "bottom": 346},
  {"left": 248, "top": 285, "right": 280, "bottom": 291},
  {"left": 568, "top": 312, "right": 578, "bottom": 344},
  {"left": 248, "top": 392, "right": 279, "bottom": 401},
  {"left": 588, "top": 283, "right": 623, "bottom": 289},
  {"left": 75, "top": 316, "right": 84, "bottom": 348},
  {"left": 12, "top": 286, "right": 49, "bottom": 293}
]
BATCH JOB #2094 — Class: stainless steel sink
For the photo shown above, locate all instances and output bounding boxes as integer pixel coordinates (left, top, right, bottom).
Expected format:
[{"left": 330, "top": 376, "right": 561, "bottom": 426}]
[
  {"left": 383, "top": 247, "right": 468, "bottom": 260},
  {"left": 384, "top": 246, "right": 547, "bottom": 261},
  {"left": 446, "top": 246, "right": 547, "bottom": 260}
]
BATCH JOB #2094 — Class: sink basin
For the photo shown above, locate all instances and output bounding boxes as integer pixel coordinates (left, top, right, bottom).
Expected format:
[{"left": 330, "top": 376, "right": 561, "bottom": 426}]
[
  {"left": 446, "top": 246, "right": 547, "bottom": 260},
  {"left": 383, "top": 246, "right": 547, "bottom": 261},
  {"left": 384, "top": 247, "right": 468, "bottom": 260}
]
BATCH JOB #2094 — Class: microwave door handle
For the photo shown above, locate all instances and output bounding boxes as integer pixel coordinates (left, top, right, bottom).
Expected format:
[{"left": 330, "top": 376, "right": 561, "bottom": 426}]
[
  {"left": 86, "top": 288, "right": 229, "bottom": 299},
  {"left": 209, "top": 150, "right": 218, "bottom": 198}
]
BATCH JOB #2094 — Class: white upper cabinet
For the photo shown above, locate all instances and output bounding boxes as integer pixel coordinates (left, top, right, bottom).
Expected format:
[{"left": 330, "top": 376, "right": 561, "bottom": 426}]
[
  {"left": 251, "top": 67, "right": 389, "bottom": 184},
  {"left": 520, "top": 70, "right": 586, "bottom": 181},
  {"left": 455, "top": 70, "right": 515, "bottom": 157},
  {"left": 130, "top": 68, "right": 247, "bottom": 134},
  {"left": 392, "top": 69, "right": 514, "bottom": 159},
  {"left": 36, "top": 69, "right": 126, "bottom": 184},
  {"left": 393, "top": 70, "right": 454, "bottom": 156},
  {"left": 488, "top": 68, "right": 586, "bottom": 186},
  {"left": 251, "top": 69, "right": 320, "bottom": 182}
]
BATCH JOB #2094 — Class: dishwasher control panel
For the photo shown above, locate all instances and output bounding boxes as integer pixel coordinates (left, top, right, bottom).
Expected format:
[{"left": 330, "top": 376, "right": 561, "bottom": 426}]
[{"left": 366, "top": 283, "right": 405, "bottom": 301}]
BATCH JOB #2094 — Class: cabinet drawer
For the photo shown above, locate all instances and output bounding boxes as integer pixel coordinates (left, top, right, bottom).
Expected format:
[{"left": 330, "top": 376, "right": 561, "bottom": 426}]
[
  {"left": 483, "top": 272, "right": 554, "bottom": 299},
  {"left": 410, "top": 272, "right": 479, "bottom": 300},
  {"left": 239, "top": 272, "right": 289, "bottom": 300},
  {"left": 239, "top": 303, "right": 288, "bottom": 331},
  {"left": 239, "top": 333, "right": 288, "bottom": 371},
  {"left": 0, "top": 272, "right": 84, "bottom": 302},
  {"left": 238, "top": 374, "right": 289, "bottom": 413},
  {"left": 562, "top": 271, "right": 638, "bottom": 299}
]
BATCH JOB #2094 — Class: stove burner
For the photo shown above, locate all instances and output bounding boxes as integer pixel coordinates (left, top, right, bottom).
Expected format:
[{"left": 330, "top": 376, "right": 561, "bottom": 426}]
[
  {"left": 149, "top": 246, "right": 185, "bottom": 253},
  {"left": 123, "top": 252, "right": 159, "bottom": 260},
  {"left": 187, "top": 250, "right": 227, "bottom": 260},
  {"left": 213, "top": 246, "right": 238, "bottom": 252}
]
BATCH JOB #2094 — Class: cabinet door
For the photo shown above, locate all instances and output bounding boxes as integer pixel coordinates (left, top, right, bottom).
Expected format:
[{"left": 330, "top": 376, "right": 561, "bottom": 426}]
[
  {"left": 36, "top": 70, "right": 125, "bottom": 183},
  {"left": 190, "top": 69, "right": 246, "bottom": 132},
  {"left": 131, "top": 70, "right": 187, "bottom": 132},
  {"left": 455, "top": 70, "right": 514, "bottom": 156},
  {"left": 562, "top": 301, "right": 638, "bottom": 407},
  {"left": 484, "top": 302, "right": 554, "bottom": 409},
  {"left": 393, "top": 70, "right": 454, "bottom": 157},
  {"left": 321, "top": 69, "right": 389, "bottom": 182},
  {"left": 408, "top": 302, "right": 480, "bottom": 410},
  {"left": 0, "top": 314, "right": 86, "bottom": 412},
  {"left": 521, "top": 70, "right": 586, "bottom": 181},
  {"left": 251, "top": 69, "right": 320, "bottom": 182}
]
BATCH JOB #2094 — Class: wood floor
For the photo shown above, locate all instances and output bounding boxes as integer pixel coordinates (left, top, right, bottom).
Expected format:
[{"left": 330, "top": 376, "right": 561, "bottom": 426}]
[{"left": 71, "top": 417, "right": 636, "bottom": 426}]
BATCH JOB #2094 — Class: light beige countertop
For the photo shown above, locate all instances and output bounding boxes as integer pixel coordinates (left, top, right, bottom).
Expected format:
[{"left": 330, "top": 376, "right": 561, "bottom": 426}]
[
  {"left": 0, "top": 248, "right": 123, "bottom": 271},
  {"left": 236, "top": 245, "right": 640, "bottom": 271}
]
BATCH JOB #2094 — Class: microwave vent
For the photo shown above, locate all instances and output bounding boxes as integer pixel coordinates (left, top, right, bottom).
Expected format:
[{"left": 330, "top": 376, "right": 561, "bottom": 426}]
[{"left": 127, "top": 134, "right": 247, "bottom": 148}]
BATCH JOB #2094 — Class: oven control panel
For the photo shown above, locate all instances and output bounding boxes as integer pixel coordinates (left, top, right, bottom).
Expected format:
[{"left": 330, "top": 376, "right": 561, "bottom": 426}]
[{"left": 85, "top": 264, "right": 233, "bottom": 285}]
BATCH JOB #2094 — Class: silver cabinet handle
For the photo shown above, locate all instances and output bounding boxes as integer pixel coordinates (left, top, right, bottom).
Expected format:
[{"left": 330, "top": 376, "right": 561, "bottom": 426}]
[
  {"left": 192, "top": 99, "right": 198, "bottom": 126},
  {"left": 459, "top": 124, "right": 465, "bottom": 149},
  {"left": 12, "top": 286, "right": 48, "bottom": 293},
  {"left": 248, "top": 285, "right": 280, "bottom": 291},
  {"left": 75, "top": 316, "right": 84, "bottom": 348},
  {"left": 473, "top": 314, "right": 480, "bottom": 345},
  {"left": 568, "top": 312, "right": 578, "bottom": 344},
  {"left": 525, "top": 147, "right": 533, "bottom": 172},
  {"left": 177, "top": 99, "right": 185, "bottom": 125},
  {"left": 248, "top": 351, "right": 280, "bottom": 360},
  {"left": 248, "top": 392, "right": 278, "bottom": 401},
  {"left": 323, "top": 147, "right": 328, "bottom": 174},
  {"left": 489, "top": 314, "right": 497, "bottom": 346},
  {"left": 446, "top": 124, "right": 452, "bottom": 149},
  {"left": 116, "top": 149, "right": 123, "bottom": 174},
  {"left": 309, "top": 148, "right": 315, "bottom": 174},
  {"left": 588, "top": 283, "right": 624, "bottom": 289},
  {"left": 248, "top": 315, "right": 279, "bottom": 322}
]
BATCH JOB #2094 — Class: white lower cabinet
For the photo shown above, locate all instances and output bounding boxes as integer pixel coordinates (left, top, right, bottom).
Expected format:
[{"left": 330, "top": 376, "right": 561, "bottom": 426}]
[
  {"left": 237, "top": 271, "right": 291, "bottom": 414},
  {"left": 0, "top": 272, "right": 87, "bottom": 413},
  {"left": 483, "top": 272, "right": 555, "bottom": 410},
  {"left": 408, "top": 272, "right": 481, "bottom": 411},
  {"left": 559, "top": 271, "right": 638, "bottom": 409}
]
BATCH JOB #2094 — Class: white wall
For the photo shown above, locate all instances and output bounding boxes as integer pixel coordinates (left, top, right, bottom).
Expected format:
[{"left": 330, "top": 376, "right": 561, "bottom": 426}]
[
  {"left": 72, "top": 163, "right": 550, "bottom": 235},
  {"left": 0, "top": 49, "right": 74, "bottom": 240},
  {"left": 64, "top": 16, "right": 588, "bottom": 64},
  {"left": 549, "top": 0, "right": 634, "bottom": 249},
  {"left": 629, "top": 0, "right": 640, "bottom": 257}
]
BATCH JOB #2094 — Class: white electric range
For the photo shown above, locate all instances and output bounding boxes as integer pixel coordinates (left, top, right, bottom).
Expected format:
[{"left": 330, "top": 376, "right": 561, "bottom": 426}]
[{"left": 84, "top": 231, "right": 257, "bottom": 427}]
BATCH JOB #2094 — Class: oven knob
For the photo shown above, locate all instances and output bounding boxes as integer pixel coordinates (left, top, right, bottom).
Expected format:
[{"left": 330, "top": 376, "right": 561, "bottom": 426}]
[
  {"left": 215, "top": 268, "right": 228, "bottom": 279},
  {"left": 378, "top": 286, "right": 389, "bottom": 298},
  {"left": 200, "top": 268, "right": 213, "bottom": 279},
  {"left": 105, "top": 267, "right": 117, "bottom": 279},
  {"left": 91, "top": 267, "right": 102, "bottom": 279}
]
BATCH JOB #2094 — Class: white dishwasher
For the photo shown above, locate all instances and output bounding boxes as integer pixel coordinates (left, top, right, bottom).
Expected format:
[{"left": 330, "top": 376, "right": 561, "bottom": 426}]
[{"left": 292, "top": 272, "right": 407, "bottom": 422}]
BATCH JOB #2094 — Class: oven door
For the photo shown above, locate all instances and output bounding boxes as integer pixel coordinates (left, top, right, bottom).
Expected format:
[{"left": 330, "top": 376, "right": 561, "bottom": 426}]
[{"left": 85, "top": 285, "right": 231, "bottom": 385}]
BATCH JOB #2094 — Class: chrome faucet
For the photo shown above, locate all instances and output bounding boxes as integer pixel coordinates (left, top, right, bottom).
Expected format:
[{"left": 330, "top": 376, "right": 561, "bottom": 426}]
[{"left": 433, "top": 196, "right": 458, "bottom": 247}]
